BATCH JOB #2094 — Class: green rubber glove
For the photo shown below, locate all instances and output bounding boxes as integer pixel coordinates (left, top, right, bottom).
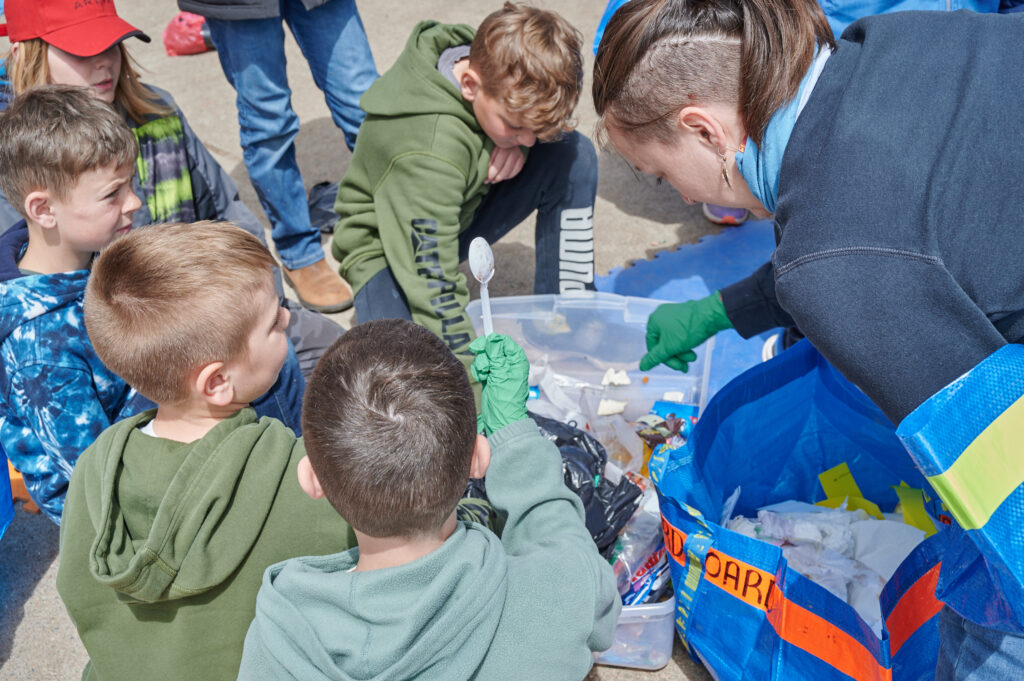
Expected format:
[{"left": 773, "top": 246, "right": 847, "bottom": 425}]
[
  {"left": 639, "top": 292, "right": 732, "bottom": 372},
  {"left": 470, "top": 333, "right": 530, "bottom": 435}
]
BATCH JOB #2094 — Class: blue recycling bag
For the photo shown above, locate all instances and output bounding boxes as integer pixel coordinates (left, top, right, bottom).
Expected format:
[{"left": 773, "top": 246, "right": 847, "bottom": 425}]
[
  {"left": 897, "top": 343, "right": 1024, "bottom": 634},
  {"left": 650, "top": 340, "right": 947, "bottom": 681}
]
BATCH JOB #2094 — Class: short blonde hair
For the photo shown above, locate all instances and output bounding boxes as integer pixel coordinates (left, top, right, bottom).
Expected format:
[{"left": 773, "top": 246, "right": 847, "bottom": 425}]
[
  {"left": 470, "top": 3, "right": 583, "bottom": 141},
  {"left": 0, "top": 84, "right": 138, "bottom": 216},
  {"left": 5, "top": 38, "right": 170, "bottom": 125},
  {"left": 85, "top": 221, "right": 279, "bottom": 404}
]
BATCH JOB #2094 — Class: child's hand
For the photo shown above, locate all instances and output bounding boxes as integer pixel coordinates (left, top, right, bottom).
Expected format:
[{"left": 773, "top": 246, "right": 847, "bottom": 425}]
[
  {"left": 470, "top": 334, "right": 530, "bottom": 435},
  {"left": 484, "top": 146, "right": 526, "bottom": 184}
]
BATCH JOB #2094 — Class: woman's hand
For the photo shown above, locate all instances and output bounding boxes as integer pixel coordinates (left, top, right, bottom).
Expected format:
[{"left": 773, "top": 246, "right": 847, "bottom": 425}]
[{"left": 640, "top": 293, "right": 733, "bottom": 372}]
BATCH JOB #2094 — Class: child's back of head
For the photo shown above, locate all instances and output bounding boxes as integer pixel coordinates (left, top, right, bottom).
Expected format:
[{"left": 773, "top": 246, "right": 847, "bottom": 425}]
[
  {"left": 0, "top": 84, "right": 137, "bottom": 219},
  {"left": 84, "top": 220, "right": 280, "bottom": 408},
  {"left": 302, "top": 318, "right": 478, "bottom": 538},
  {"left": 470, "top": 2, "right": 584, "bottom": 141}
]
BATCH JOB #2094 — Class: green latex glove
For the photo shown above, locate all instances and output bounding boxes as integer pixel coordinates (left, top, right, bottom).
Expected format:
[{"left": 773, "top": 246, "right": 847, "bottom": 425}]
[
  {"left": 470, "top": 333, "right": 530, "bottom": 435},
  {"left": 640, "top": 292, "right": 732, "bottom": 372}
]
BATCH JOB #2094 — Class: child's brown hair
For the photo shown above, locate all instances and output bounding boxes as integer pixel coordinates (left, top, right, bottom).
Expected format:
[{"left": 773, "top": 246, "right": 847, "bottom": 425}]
[
  {"left": 301, "top": 319, "right": 478, "bottom": 538},
  {"left": 470, "top": 2, "right": 584, "bottom": 141},
  {"left": 84, "top": 221, "right": 278, "bottom": 404},
  {"left": 0, "top": 84, "right": 138, "bottom": 217}
]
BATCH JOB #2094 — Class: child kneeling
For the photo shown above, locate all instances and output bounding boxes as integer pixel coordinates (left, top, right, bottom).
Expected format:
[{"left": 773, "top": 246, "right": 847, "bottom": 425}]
[{"left": 238, "top": 321, "right": 620, "bottom": 680}]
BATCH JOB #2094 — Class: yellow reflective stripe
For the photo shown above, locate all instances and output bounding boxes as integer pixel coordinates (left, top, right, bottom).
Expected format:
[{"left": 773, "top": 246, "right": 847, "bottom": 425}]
[{"left": 926, "top": 394, "right": 1024, "bottom": 530}]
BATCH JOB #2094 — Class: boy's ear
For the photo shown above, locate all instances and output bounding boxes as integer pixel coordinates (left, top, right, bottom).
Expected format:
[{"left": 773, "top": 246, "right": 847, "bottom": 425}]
[
  {"left": 297, "top": 455, "right": 325, "bottom": 500},
  {"left": 469, "top": 433, "right": 491, "bottom": 479},
  {"left": 459, "top": 66, "right": 483, "bottom": 102},
  {"left": 24, "top": 190, "right": 57, "bottom": 229},
  {"left": 195, "top": 361, "right": 233, "bottom": 407}
]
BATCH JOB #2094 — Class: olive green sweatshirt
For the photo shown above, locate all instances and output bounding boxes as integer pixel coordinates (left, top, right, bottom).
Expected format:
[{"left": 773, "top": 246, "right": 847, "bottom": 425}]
[
  {"left": 332, "top": 21, "right": 492, "bottom": 371},
  {"left": 56, "top": 409, "right": 355, "bottom": 681}
]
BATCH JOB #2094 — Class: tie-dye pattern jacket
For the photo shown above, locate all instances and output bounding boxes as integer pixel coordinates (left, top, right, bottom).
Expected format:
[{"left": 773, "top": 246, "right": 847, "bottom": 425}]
[{"left": 0, "top": 223, "right": 152, "bottom": 523}]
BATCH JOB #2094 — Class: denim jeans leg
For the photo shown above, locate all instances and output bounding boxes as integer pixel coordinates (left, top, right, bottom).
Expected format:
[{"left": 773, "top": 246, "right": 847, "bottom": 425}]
[
  {"left": 250, "top": 339, "right": 305, "bottom": 435},
  {"left": 205, "top": 16, "right": 325, "bottom": 270},
  {"left": 936, "top": 606, "right": 1024, "bottom": 681},
  {"left": 460, "top": 131, "right": 597, "bottom": 293},
  {"left": 283, "top": 0, "right": 378, "bottom": 150}
]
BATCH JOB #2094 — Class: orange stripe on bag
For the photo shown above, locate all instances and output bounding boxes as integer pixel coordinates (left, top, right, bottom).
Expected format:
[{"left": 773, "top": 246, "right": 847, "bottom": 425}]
[
  {"left": 766, "top": 591, "right": 892, "bottom": 681},
  {"left": 661, "top": 516, "right": 689, "bottom": 566},
  {"left": 885, "top": 563, "right": 943, "bottom": 656},
  {"left": 704, "top": 549, "right": 777, "bottom": 611}
]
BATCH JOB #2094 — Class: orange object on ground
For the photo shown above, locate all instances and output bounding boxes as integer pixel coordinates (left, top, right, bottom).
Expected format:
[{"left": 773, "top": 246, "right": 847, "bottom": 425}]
[{"left": 8, "top": 460, "right": 40, "bottom": 514}]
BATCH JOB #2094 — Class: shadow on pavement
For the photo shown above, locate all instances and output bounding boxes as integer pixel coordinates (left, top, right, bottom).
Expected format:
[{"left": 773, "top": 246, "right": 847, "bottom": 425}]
[{"left": 0, "top": 506, "right": 60, "bottom": 665}]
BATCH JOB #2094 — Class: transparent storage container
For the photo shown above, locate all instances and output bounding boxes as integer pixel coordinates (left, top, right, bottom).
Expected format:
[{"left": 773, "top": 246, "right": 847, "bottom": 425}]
[
  {"left": 467, "top": 291, "right": 713, "bottom": 417},
  {"left": 595, "top": 596, "right": 677, "bottom": 670}
]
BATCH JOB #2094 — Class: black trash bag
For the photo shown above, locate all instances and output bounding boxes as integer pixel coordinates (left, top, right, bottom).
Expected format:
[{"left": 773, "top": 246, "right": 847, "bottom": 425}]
[
  {"left": 530, "top": 412, "right": 644, "bottom": 558},
  {"left": 307, "top": 181, "right": 340, "bottom": 233}
]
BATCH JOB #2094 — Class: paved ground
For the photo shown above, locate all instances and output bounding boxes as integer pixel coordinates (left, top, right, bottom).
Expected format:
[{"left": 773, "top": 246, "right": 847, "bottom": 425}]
[{"left": 0, "top": 1, "right": 719, "bottom": 678}]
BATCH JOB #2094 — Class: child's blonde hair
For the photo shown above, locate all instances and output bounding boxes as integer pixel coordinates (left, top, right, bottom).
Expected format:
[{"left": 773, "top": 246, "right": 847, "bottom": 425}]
[
  {"left": 5, "top": 39, "right": 170, "bottom": 124},
  {"left": 85, "top": 221, "right": 279, "bottom": 404},
  {"left": 469, "top": 2, "right": 583, "bottom": 141}
]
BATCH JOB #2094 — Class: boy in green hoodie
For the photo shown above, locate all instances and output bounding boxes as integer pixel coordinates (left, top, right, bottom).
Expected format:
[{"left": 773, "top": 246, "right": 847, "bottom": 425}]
[
  {"left": 237, "top": 320, "right": 621, "bottom": 681},
  {"left": 333, "top": 3, "right": 597, "bottom": 373},
  {"left": 56, "top": 221, "right": 355, "bottom": 681}
]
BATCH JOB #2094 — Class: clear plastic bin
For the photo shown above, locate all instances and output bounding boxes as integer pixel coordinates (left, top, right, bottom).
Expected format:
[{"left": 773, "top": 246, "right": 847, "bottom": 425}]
[
  {"left": 595, "top": 596, "right": 677, "bottom": 670},
  {"left": 467, "top": 291, "right": 713, "bottom": 417}
]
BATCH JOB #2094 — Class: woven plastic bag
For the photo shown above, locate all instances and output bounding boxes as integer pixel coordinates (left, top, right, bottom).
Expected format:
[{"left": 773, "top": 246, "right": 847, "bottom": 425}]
[{"left": 651, "top": 340, "right": 948, "bottom": 681}]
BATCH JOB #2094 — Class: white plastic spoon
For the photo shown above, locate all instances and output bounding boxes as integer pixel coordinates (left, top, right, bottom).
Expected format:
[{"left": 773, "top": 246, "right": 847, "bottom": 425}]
[{"left": 468, "top": 237, "right": 495, "bottom": 336}]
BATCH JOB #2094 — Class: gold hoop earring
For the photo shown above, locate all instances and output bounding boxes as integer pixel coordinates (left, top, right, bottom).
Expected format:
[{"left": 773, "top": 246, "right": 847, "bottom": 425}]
[{"left": 718, "top": 147, "right": 733, "bottom": 190}]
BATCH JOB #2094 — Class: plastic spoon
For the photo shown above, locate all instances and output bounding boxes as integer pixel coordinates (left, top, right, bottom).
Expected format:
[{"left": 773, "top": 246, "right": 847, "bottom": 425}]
[{"left": 468, "top": 237, "right": 495, "bottom": 336}]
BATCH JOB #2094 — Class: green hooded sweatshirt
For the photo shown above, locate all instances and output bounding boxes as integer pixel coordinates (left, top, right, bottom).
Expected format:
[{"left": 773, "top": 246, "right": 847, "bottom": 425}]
[
  {"left": 236, "top": 418, "right": 622, "bottom": 681},
  {"left": 56, "top": 409, "right": 355, "bottom": 681},
  {"left": 332, "top": 21, "right": 494, "bottom": 372}
]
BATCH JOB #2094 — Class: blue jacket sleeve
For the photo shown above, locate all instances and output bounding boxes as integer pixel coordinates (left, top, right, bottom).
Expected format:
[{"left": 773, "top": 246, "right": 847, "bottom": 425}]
[{"left": 5, "top": 364, "right": 123, "bottom": 523}]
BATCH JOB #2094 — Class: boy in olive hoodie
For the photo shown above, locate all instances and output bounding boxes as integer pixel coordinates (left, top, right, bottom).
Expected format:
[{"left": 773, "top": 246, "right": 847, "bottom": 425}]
[
  {"left": 237, "top": 320, "right": 620, "bottom": 681},
  {"left": 57, "top": 222, "right": 355, "bottom": 681},
  {"left": 333, "top": 3, "right": 597, "bottom": 373}
]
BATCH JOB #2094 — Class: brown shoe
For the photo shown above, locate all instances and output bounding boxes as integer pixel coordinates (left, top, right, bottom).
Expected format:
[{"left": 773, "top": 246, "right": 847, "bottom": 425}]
[{"left": 282, "top": 259, "right": 354, "bottom": 313}]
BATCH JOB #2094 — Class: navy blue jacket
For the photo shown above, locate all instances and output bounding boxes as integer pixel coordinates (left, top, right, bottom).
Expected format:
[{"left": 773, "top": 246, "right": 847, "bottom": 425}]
[{"left": 723, "top": 11, "right": 1024, "bottom": 425}]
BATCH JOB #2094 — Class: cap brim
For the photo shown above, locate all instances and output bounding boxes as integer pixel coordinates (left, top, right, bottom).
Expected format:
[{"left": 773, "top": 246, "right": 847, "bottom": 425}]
[{"left": 42, "top": 17, "right": 151, "bottom": 58}]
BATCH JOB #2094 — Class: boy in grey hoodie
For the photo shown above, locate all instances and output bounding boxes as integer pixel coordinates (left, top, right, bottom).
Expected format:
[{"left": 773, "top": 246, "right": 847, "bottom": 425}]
[{"left": 238, "top": 320, "right": 620, "bottom": 681}]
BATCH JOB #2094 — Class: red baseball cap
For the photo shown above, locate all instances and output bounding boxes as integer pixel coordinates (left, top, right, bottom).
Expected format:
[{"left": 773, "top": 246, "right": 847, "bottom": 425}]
[{"left": 0, "top": 0, "right": 151, "bottom": 58}]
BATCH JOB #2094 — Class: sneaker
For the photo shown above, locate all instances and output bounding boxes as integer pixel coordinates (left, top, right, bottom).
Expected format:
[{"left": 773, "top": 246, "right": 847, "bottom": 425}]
[
  {"left": 702, "top": 203, "right": 750, "bottom": 226},
  {"left": 761, "top": 333, "right": 780, "bottom": 362},
  {"left": 282, "top": 259, "right": 354, "bottom": 313}
]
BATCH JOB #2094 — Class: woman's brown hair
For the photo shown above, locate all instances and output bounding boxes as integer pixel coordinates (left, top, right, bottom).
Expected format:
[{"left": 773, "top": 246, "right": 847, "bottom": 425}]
[
  {"left": 593, "top": 0, "right": 834, "bottom": 147},
  {"left": 5, "top": 39, "right": 170, "bottom": 124}
]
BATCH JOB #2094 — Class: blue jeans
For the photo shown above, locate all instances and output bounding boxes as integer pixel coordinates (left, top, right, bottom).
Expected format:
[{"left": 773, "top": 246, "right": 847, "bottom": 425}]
[
  {"left": 206, "top": 0, "right": 378, "bottom": 270},
  {"left": 354, "top": 131, "right": 598, "bottom": 321},
  {"left": 936, "top": 606, "right": 1024, "bottom": 680}
]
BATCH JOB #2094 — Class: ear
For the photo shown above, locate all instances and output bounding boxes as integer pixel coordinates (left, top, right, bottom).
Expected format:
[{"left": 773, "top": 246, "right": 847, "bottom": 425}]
[
  {"left": 469, "top": 433, "right": 491, "bottom": 479},
  {"left": 297, "top": 455, "right": 326, "bottom": 500},
  {"left": 459, "top": 66, "right": 483, "bottom": 102},
  {"left": 677, "top": 106, "right": 728, "bottom": 152},
  {"left": 195, "top": 361, "right": 233, "bottom": 408},
  {"left": 24, "top": 190, "right": 57, "bottom": 229},
  {"left": 10, "top": 42, "right": 20, "bottom": 60}
]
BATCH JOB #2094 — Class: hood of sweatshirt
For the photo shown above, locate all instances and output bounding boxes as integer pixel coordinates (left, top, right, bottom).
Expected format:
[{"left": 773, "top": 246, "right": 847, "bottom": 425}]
[
  {"left": 241, "top": 522, "right": 508, "bottom": 681},
  {"left": 359, "top": 21, "right": 478, "bottom": 128},
  {"left": 84, "top": 409, "right": 303, "bottom": 603},
  {"left": 0, "top": 222, "right": 91, "bottom": 351}
]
